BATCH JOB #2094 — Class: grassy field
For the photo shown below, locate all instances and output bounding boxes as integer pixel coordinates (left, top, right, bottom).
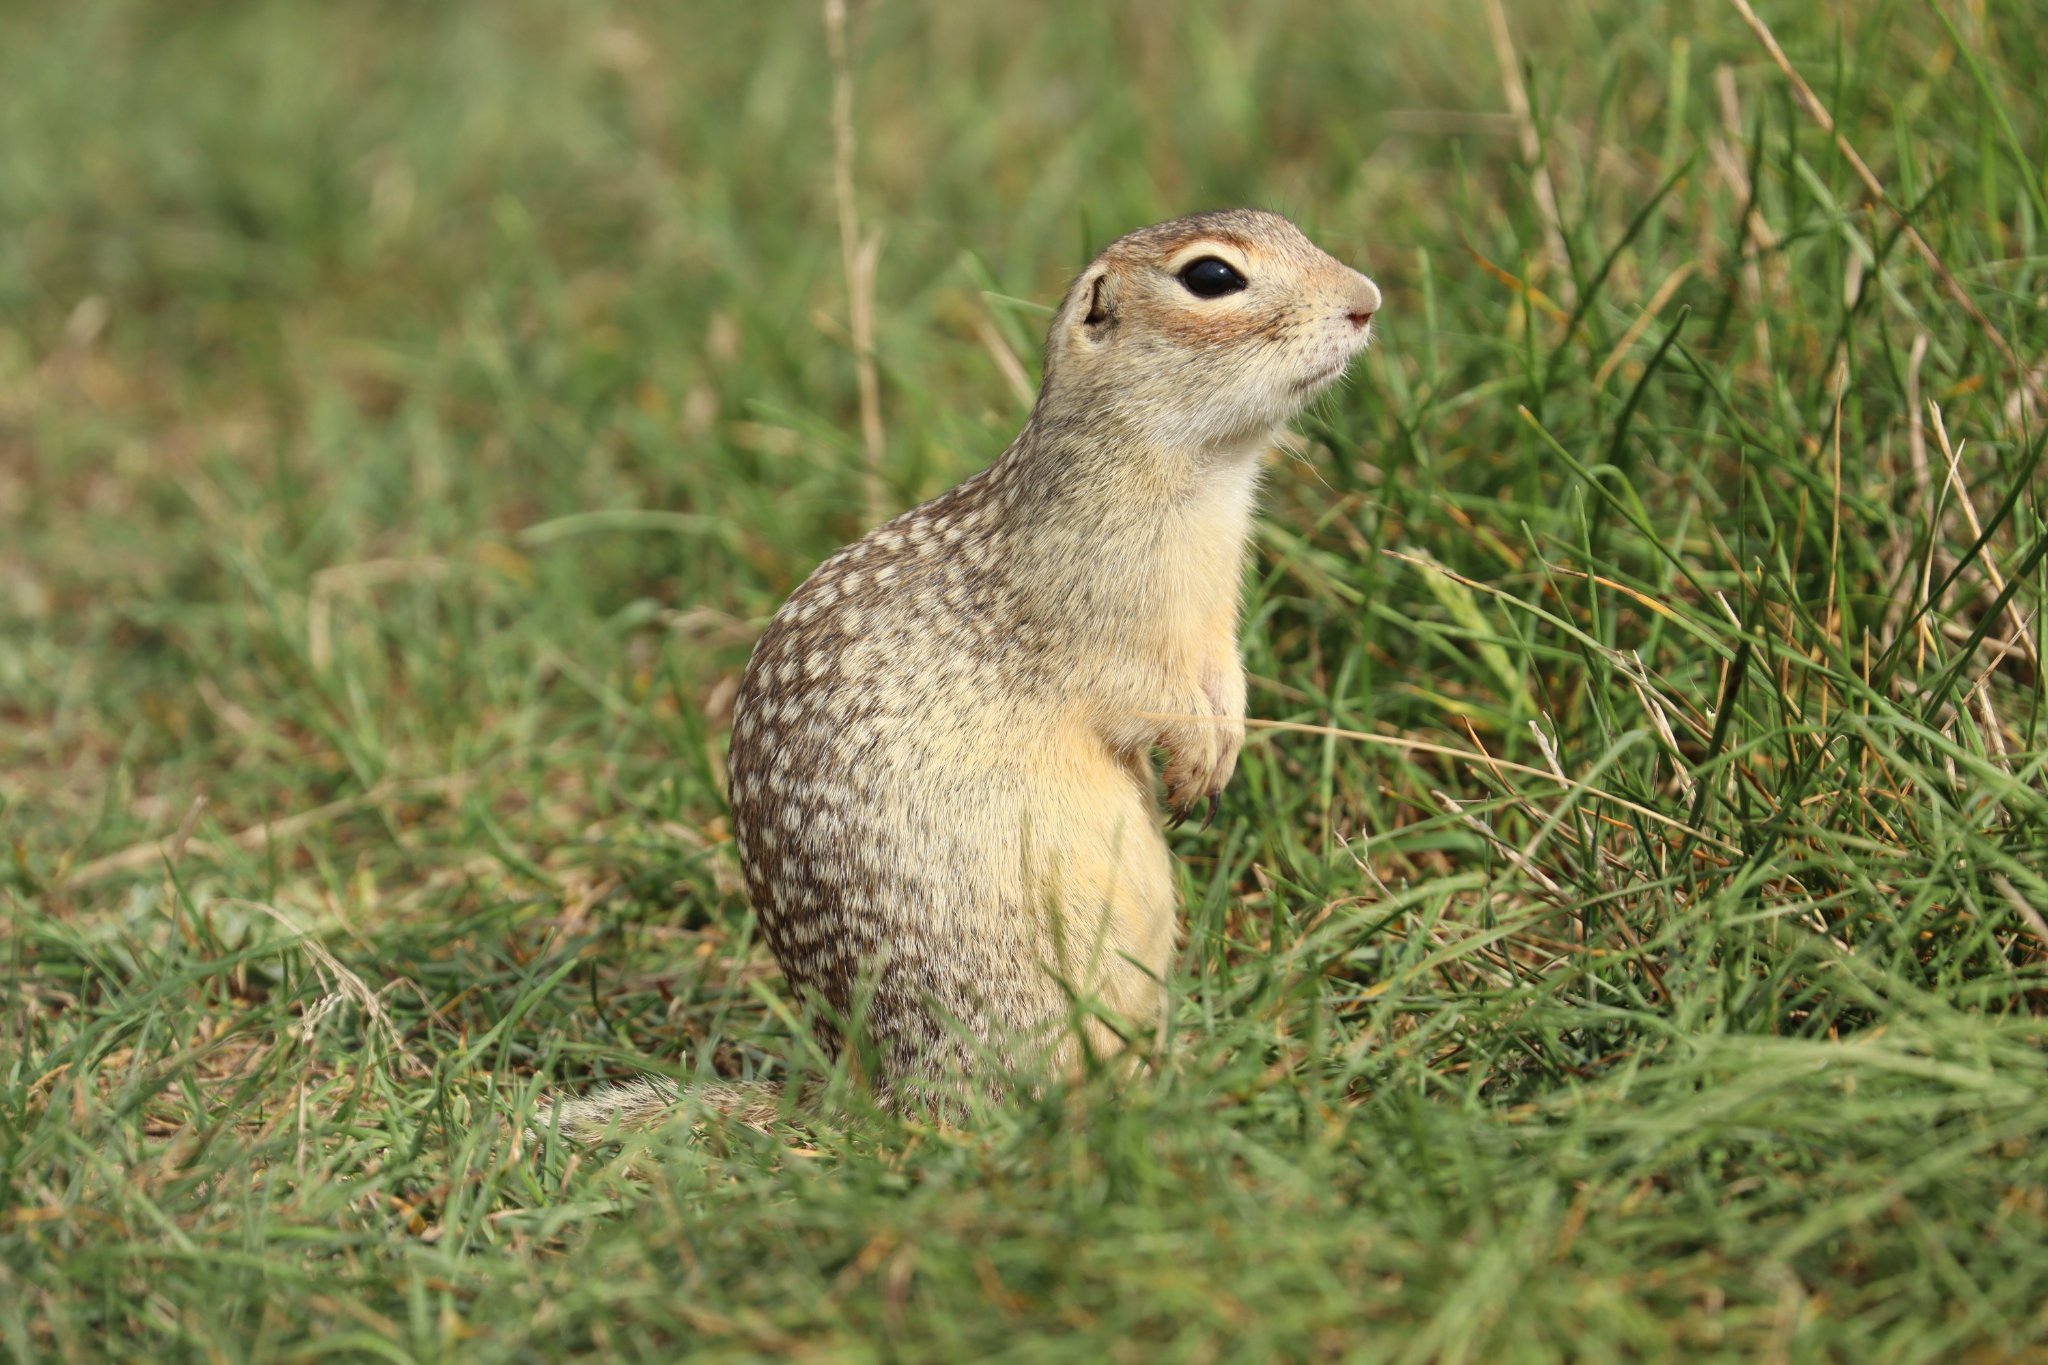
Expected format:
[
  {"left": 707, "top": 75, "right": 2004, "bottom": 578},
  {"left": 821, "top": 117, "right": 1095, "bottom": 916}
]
[{"left": 5, "top": 0, "right": 2047, "bottom": 1358}]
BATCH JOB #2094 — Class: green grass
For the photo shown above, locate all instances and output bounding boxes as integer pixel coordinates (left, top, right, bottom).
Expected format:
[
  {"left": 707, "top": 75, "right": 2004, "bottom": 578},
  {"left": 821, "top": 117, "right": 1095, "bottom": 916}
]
[{"left": 5, "top": 0, "right": 2047, "bottom": 1358}]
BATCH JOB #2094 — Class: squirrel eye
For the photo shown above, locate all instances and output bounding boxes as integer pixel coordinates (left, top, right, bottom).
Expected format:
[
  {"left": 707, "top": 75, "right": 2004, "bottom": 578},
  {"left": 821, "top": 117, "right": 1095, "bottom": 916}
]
[{"left": 1177, "top": 256, "right": 1247, "bottom": 298}]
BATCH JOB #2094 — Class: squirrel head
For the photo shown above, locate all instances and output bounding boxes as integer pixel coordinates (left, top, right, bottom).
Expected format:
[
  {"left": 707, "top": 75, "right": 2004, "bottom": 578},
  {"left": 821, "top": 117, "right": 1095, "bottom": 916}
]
[{"left": 1038, "top": 209, "right": 1381, "bottom": 456}]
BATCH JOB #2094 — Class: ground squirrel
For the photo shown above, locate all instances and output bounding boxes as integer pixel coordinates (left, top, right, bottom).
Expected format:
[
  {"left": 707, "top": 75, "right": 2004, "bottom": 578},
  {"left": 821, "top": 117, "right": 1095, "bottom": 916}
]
[{"left": 540, "top": 209, "right": 1380, "bottom": 1140}]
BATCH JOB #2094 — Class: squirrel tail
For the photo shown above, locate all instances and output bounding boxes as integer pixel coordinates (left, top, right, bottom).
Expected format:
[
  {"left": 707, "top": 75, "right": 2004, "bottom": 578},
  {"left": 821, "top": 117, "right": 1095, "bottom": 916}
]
[{"left": 531, "top": 1077, "right": 794, "bottom": 1144}]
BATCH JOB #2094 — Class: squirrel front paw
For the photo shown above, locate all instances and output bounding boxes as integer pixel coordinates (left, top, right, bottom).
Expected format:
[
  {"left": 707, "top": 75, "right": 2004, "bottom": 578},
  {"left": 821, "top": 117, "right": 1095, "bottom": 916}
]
[{"left": 1159, "top": 709, "right": 1243, "bottom": 830}]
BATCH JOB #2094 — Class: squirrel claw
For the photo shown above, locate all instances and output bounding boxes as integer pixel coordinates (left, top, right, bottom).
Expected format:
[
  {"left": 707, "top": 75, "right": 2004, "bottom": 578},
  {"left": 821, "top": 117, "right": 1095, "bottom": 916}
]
[{"left": 1165, "top": 792, "right": 1221, "bottom": 832}]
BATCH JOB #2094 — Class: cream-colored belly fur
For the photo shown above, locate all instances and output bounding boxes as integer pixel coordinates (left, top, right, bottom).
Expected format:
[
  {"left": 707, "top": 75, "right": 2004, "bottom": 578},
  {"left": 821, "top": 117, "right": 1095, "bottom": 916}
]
[
  {"left": 1021, "top": 710, "right": 1178, "bottom": 1034},
  {"left": 882, "top": 699, "right": 1175, "bottom": 1069}
]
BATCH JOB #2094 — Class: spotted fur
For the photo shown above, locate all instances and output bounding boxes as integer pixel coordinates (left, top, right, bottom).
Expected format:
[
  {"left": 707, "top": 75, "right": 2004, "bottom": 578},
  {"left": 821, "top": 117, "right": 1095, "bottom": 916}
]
[{"left": 549, "top": 209, "right": 1381, "bottom": 1136}]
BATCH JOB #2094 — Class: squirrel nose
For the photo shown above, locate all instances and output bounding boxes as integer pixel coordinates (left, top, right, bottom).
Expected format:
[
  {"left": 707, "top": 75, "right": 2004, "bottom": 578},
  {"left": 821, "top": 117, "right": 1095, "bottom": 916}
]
[{"left": 1346, "top": 274, "right": 1382, "bottom": 329}]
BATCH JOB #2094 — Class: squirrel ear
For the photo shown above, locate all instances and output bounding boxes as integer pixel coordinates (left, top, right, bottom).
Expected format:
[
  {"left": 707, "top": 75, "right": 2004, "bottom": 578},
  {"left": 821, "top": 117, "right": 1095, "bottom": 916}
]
[{"left": 1080, "top": 270, "right": 1117, "bottom": 332}]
